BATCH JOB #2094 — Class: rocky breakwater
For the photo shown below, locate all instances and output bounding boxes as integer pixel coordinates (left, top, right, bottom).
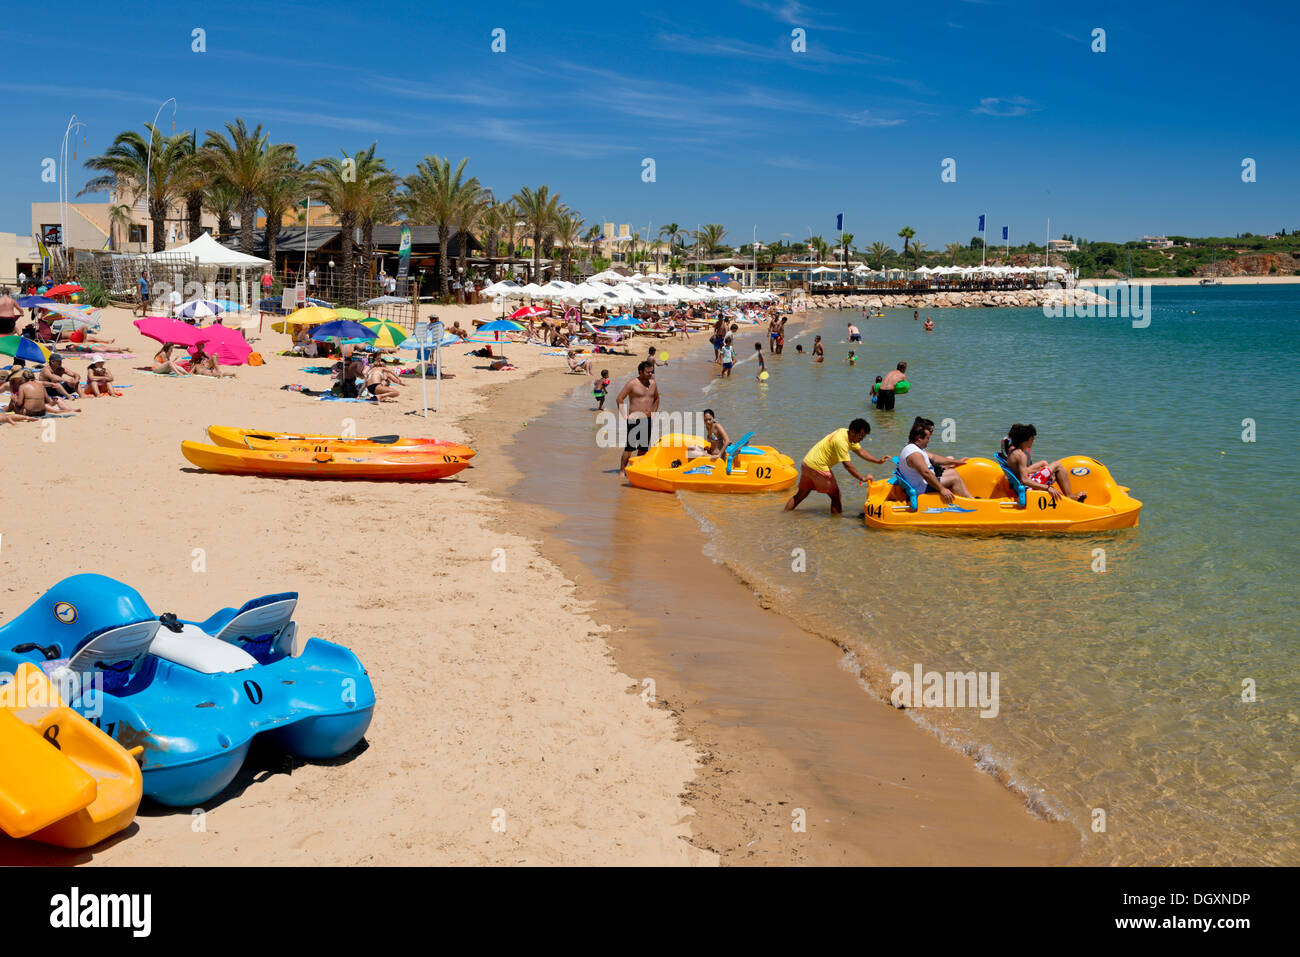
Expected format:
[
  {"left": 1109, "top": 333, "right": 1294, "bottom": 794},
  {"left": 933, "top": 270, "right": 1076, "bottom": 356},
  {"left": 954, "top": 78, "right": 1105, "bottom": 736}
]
[{"left": 803, "top": 287, "right": 1109, "bottom": 310}]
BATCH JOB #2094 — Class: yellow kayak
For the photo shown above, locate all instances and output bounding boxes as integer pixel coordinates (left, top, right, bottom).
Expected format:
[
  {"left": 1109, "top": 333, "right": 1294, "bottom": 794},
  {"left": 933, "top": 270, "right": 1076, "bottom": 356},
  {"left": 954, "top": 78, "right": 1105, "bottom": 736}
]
[
  {"left": 0, "top": 664, "right": 142, "bottom": 848},
  {"left": 864, "top": 455, "right": 1141, "bottom": 532},
  {"left": 207, "top": 426, "right": 475, "bottom": 460},
  {"left": 627, "top": 432, "right": 797, "bottom": 493}
]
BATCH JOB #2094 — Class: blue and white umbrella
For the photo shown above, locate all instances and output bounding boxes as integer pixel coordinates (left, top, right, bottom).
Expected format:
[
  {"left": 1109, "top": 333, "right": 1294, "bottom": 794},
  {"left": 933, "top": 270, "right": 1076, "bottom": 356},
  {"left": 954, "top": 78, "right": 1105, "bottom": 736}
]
[{"left": 178, "top": 299, "right": 225, "bottom": 319}]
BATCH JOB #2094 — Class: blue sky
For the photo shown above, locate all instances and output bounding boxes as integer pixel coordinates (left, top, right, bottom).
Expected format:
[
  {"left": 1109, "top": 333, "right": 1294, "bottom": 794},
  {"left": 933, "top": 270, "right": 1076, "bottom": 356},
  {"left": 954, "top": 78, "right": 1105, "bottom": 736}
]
[{"left": 4, "top": 0, "right": 1296, "bottom": 249}]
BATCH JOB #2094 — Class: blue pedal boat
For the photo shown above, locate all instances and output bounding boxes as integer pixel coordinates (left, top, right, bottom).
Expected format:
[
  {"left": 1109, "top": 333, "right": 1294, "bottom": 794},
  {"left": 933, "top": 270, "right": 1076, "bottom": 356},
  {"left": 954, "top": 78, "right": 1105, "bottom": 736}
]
[{"left": 0, "top": 575, "right": 375, "bottom": 806}]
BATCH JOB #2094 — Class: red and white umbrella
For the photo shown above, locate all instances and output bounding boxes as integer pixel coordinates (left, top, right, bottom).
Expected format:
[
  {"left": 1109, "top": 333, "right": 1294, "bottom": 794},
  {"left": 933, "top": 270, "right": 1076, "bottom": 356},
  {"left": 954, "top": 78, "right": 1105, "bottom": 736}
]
[{"left": 509, "top": 305, "right": 548, "bottom": 320}]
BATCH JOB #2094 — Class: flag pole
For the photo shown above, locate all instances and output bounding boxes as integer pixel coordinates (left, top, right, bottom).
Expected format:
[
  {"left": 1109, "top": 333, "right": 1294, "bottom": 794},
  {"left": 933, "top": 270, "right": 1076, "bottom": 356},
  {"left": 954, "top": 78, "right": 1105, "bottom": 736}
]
[{"left": 981, "top": 212, "right": 987, "bottom": 268}]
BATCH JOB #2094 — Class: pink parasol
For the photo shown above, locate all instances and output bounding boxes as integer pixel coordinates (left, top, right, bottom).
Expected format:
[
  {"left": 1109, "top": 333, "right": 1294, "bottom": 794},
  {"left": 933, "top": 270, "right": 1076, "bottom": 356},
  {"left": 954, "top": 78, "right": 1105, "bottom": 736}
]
[
  {"left": 194, "top": 323, "right": 253, "bottom": 366},
  {"left": 134, "top": 316, "right": 205, "bottom": 348}
]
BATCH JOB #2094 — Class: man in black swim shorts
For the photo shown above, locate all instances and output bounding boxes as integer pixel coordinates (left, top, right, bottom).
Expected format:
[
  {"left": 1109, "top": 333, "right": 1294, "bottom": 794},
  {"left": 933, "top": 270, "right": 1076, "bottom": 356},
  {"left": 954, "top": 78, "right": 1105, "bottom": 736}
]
[{"left": 624, "top": 414, "right": 652, "bottom": 456}]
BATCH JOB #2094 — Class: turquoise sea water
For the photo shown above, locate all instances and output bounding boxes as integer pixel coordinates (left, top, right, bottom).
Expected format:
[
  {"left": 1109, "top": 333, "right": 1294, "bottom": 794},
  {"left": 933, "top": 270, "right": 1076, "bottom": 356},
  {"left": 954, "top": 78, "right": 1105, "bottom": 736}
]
[{"left": 667, "top": 286, "right": 1299, "bottom": 864}]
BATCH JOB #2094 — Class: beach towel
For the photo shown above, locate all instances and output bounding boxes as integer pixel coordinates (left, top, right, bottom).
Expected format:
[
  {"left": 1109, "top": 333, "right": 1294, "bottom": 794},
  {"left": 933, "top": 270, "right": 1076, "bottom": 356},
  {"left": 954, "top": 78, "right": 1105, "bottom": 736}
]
[
  {"left": 316, "top": 394, "right": 376, "bottom": 403},
  {"left": 300, "top": 366, "right": 337, "bottom": 375},
  {"left": 132, "top": 368, "right": 184, "bottom": 377}
]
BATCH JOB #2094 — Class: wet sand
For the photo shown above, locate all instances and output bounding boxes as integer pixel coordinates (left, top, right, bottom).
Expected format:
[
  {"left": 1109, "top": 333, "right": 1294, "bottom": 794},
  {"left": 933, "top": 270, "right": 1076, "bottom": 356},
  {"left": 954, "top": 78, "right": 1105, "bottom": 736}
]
[{"left": 473, "top": 329, "right": 1080, "bottom": 865}]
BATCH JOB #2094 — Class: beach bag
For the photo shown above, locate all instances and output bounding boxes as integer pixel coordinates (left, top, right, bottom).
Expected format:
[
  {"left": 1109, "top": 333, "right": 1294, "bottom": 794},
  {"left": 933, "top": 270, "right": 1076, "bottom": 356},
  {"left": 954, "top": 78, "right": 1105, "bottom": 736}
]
[{"left": 247, "top": 352, "right": 263, "bottom": 366}]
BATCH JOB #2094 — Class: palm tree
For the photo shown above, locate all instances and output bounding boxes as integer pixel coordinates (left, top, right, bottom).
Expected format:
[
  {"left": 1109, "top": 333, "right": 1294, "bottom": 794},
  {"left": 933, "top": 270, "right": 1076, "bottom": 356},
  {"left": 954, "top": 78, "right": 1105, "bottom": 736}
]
[
  {"left": 81, "top": 124, "right": 192, "bottom": 252},
  {"left": 107, "top": 203, "right": 132, "bottom": 251},
  {"left": 698, "top": 223, "right": 728, "bottom": 255},
  {"left": 512, "top": 185, "right": 562, "bottom": 282},
  {"left": 176, "top": 131, "right": 206, "bottom": 242},
  {"left": 584, "top": 224, "right": 602, "bottom": 262},
  {"left": 945, "top": 241, "right": 963, "bottom": 265},
  {"left": 869, "top": 241, "right": 890, "bottom": 269},
  {"left": 453, "top": 185, "right": 491, "bottom": 281},
  {"left": 480, "top": 202, "right": 505, "bottom": 265},
  {"left": 911, "top": 240, "right": 927, "bottom": 266},
  {"left": 305, "top": 150, "right": 373, "bottom": 307},
  {"left": 205, "top": 183, "right": 240, "bottom": 239},
  {"left": 659, "top": 222, "right": 684, "bottom": 271},
  {"left": 402, "top": 156, "right": 479, "bottom": 296},
  {"left": 258, "top": 162, "right": 304, "bottom": 273},
  {"left": 353, "top": 146, "right": 398, "bottom": 283},
  {"left": 808, "top": 234, "right": 829, "bottom": 263},
  {"left": 554, "top": 212, "right": 585, "bottom": 281},
  {"left": 202, "top": 118, "right": 296, "bottom": 256},
  {"left": 897, "top": 226, "right": 915, "bottom": 255},
  {"left": 840, "top": 231, "right": 855, "bottom": 268}
]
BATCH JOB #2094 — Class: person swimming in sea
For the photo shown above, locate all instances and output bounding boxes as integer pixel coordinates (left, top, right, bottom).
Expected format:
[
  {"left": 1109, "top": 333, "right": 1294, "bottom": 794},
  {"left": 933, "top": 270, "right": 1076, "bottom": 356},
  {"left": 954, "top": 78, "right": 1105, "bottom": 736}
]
[
  {"left": 924, "top": 317, "right": 935, "bottom": 331},
  {"left": 847, "top": 350, "right": 857, "bottom": 366},
  {"left": 812, "top": 335, "right": 824, "bottom": 363},
  {"left": 870, "top": 374, "right": 883, "bottom": 405}
]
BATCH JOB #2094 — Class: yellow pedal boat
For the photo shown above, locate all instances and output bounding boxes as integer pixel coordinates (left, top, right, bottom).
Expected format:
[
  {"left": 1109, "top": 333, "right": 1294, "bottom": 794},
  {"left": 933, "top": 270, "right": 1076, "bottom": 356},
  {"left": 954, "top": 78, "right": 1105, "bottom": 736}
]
[
  {"left": 626, "top": 431, "right": 797, "bottom": 493},
  {"left": 0, "top": 664, "right": 142, "bottom": 848},
  {"left": 864, "top": 455, "right": 1141, "bottom": 532}
]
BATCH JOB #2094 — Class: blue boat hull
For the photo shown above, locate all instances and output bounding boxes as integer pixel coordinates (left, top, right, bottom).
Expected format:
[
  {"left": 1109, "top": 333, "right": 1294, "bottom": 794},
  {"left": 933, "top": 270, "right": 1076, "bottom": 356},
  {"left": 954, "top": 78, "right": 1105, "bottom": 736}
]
[{"left": 0, "top": 574, "right": 375, "bottom": 807}]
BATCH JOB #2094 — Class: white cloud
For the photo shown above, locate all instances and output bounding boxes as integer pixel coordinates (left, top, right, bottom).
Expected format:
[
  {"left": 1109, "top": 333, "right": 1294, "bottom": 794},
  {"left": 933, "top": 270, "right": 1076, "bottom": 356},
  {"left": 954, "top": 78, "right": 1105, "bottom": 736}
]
[{"left": 972, "top": 95, "right": 1039, "bottom": 117}]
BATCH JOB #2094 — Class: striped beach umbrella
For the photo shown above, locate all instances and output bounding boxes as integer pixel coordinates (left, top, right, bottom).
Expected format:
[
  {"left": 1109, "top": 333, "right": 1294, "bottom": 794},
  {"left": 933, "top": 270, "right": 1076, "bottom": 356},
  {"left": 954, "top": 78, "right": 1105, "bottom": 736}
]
[
  {"left": 359, "top": 319, "right": 407, "bottom": 348},
  {"left": 178, "top": 299, "right": 225, "bottom": 319},
  {"left": 0, "top": 335, "right": 51, "bottom": 362}
]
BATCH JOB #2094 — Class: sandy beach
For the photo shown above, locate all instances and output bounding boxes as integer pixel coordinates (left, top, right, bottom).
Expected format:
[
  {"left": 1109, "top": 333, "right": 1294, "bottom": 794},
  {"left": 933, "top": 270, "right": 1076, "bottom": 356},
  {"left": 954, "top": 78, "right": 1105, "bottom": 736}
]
[
  {"left": 1, "top": 302, "right": 711, "bottom": 866},
  {"left": 2, "top": 300, "right": 1076, "bottom": 866}
]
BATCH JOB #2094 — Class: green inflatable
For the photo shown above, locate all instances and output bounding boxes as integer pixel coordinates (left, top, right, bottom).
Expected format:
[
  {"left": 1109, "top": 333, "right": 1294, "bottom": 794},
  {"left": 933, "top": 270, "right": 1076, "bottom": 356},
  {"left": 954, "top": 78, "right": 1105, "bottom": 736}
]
[{"left": 895, "top": 380, "right": 911, "bottom": 394}]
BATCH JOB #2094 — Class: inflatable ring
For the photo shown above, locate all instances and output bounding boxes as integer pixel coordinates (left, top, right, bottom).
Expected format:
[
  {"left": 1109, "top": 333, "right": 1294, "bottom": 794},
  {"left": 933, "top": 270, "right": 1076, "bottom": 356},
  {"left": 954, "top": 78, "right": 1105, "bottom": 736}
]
[
  {"left": 564, "top": 307, "right": 579, "bottom": 323},
  {"left": 895, "top": 380, "right": 911, "bottom": 395}
]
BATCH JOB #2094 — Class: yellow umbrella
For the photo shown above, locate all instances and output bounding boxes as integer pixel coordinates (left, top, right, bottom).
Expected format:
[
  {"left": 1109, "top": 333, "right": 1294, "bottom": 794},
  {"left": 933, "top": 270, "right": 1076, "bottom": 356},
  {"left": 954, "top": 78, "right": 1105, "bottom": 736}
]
[{"left": 273, "top": 305, "right": 338, "bottom": 334}]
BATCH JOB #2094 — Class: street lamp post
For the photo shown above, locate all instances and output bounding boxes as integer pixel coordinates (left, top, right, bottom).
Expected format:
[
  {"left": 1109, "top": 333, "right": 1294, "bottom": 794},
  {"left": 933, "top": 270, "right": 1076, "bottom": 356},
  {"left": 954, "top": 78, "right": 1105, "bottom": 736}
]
[
  {"left": 143, "top": 97, "right": 177, "bottom": 275},
  {"left": 59, "top": 115, "right": 86, "bottom": 278}
]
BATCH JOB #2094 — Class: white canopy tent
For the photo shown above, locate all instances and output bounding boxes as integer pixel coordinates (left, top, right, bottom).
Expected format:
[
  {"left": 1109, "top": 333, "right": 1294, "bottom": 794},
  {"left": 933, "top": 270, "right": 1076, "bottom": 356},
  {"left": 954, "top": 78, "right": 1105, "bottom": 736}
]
[{"left": 139, "top": 231, "right": 270, "bottom": 316}]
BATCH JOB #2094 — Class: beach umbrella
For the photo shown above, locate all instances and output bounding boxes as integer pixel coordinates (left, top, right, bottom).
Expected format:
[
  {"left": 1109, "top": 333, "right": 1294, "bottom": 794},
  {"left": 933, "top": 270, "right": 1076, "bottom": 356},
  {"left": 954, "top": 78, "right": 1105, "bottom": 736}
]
[
  {"left": 16, "top": 295, "right": 52, "bottom": 308},
  {"left": 195, "top": 324, "right": 253, "bottom": 366},
  {"left": 509, "top": 305, "right": 547, "bottom": 320},
  {"left": 134, "top": 316, "right": 206, "bottom": 348},
  {"left": 364, "top": 295, "right": 410, "bottom": 306},
  {"left": 360, "top": 319, "right": 407, "bottom": 348},
  {"left": 51, "top": 315, "right": 98, "bottom": 337},
  {"left": 283, "top": 305, "right": 339, "bottom": 328},
  {"left": 45, "top": 284, "right": 83, "bottom": 298},
  {"left": 311, "top": 320, "right": 376, "bottom": 341},
  {"left": 311, "top": 321, "right": 377, "bottom": 395},
  {"left": 39, "top": 302, "right": 100, "bottom": 321},
  {"left": 0, "top": 335, "right": 50, "bottom": 362},
  {"left": 478, "top": 319, "right": 526, "bottom": 335},
  {"left": 702, "top": 272, "right": 730, "bottom": 283},
  {"left": 178, "top": 298, "right": 225, "bottom": 319},
  {"left": 602, "top": 315, "right": 640, "bottom": 327},
  {"left": 333, "top": 307, "right": 369, "bottom": 321}
]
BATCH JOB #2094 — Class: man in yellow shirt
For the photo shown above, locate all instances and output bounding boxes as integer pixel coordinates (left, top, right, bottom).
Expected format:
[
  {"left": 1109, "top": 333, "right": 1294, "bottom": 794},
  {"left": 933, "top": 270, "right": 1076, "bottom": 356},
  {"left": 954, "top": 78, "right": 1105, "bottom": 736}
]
[{"left": 784, "top": 418, "right": 887, "bottom": 515}]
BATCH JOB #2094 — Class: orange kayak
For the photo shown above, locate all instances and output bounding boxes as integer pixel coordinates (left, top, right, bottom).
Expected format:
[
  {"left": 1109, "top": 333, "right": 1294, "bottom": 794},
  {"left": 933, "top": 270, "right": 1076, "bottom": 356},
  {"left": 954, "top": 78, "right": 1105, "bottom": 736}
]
[
  {"left": 207, "top": 426, "right": 475, "bottom": 460},
  {"left": 182, "top": 441, "right": 469, "bottom": 481}
]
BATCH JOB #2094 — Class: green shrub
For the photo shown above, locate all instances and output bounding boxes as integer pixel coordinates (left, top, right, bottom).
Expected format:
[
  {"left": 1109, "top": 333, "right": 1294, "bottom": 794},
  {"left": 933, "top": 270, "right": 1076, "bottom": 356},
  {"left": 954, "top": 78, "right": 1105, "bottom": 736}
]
[{"left": 79, "top": 277, "right": 111, "bottom": 308}]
